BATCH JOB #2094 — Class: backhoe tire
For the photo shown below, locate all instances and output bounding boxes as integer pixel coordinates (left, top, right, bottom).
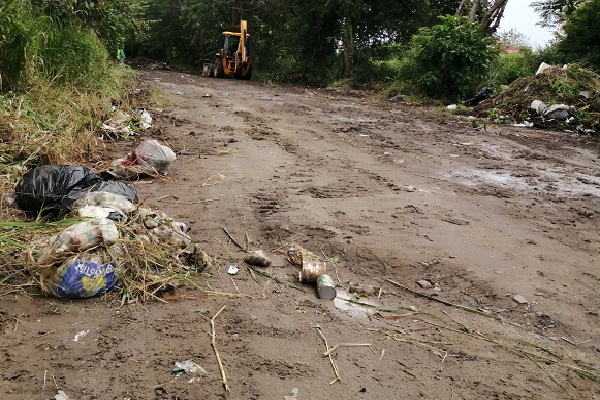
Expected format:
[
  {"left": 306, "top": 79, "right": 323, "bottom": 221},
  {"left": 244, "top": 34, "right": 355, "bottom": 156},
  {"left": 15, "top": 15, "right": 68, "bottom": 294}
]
[{"left": 214, "top": 58, "right": 224, "bottom": 78}]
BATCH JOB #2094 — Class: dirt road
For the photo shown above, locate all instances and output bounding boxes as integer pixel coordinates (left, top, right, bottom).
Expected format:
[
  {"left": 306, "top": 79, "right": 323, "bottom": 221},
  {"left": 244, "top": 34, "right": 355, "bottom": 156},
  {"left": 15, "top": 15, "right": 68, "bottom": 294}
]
[{"left": 2, "top": 70, "right": 599, "bottom": 399}]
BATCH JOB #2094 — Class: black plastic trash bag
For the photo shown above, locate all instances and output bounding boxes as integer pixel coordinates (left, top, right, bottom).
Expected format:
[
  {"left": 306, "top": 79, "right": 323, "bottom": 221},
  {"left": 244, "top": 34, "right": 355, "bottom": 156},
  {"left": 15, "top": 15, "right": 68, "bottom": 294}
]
[
  {"left": 14, "top": 165, "right": 137, "bottom": 217},
  {"left": 463, "top": 87, "right": 493, "bottom": 107}
]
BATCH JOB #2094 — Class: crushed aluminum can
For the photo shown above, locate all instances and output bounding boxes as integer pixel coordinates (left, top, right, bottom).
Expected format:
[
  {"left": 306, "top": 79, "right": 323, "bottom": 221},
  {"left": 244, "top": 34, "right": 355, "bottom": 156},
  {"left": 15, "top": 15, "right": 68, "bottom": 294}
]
[
  {"left": 316, "top": 274, "right": 336, "bottom": 300},
  {"left": 298, "top": 261, "right": 326, "bottom": 283}
]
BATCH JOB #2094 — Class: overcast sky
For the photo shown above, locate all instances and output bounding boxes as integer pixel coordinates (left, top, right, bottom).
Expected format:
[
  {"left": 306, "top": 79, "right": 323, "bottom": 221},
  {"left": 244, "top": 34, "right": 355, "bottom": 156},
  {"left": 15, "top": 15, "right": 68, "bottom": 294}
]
[{"left": 498, "top": 0, "right": 557, "bottom": 48}]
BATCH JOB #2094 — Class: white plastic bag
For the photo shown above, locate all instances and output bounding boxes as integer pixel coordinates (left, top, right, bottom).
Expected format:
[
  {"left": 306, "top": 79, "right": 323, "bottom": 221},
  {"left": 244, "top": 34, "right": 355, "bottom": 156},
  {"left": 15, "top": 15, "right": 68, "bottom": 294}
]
[
  {"left": 73, "top": 191, "right": 136, "bottom": 220},
  {"left": 37, "top": 218, "right": 119, "bottom": 265},
  {"left": 110, "top": 139, "right": 176, "bottom": 178}
]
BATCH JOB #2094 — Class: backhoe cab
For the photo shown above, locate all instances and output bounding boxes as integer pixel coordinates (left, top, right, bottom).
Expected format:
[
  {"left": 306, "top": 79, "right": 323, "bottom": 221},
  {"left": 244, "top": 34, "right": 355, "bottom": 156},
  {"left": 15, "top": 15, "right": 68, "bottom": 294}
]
[{"left": 204, "top": 20, "right": 253, "bottom": 80}]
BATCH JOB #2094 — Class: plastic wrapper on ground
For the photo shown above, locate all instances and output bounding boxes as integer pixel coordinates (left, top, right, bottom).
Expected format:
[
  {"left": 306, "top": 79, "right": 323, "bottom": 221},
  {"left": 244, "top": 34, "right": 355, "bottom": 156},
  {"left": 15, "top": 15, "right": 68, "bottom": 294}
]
[
  {"left": 37, "top": 218, "right": 119, "bottom": 265},
  {"left": 73, "top": 191, "right": 136, "bottom": 220},
  {"left": 40, "top": 254, "right": 118, "bottom": 299},
  {"left": 108, "top": 139, "right": 176, "bottom": 179}
]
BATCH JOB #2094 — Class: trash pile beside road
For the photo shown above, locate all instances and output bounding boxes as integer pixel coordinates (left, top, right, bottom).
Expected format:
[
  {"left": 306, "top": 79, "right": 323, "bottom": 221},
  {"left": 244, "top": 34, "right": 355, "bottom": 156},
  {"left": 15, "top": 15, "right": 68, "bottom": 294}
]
[
  {"left": 474, "top": 64, "right": 600, "bottom": 134},
  {"left": 9, "top": 140, "right": 211, "bottom": 302}
]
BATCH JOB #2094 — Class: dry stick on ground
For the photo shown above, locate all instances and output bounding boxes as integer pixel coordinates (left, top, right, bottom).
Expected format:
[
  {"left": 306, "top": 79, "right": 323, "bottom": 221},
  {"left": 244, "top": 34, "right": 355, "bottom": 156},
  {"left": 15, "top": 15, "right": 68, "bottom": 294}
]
[
  {"left": 230, "top": 277, "right": 241, "bottom": 295},
  {"left": 200, "top": 305, "right": 230, "bottom": 392},
  {"left": 323, "top": 343, "right": 373, "bottom": 357},
  {"left": 246, "top": 265, "right": 261, "bottom": 284},
  {"left": 162, "top": 292, "right": 260, "bottom": 301},
  {"left": 223, "top": 227, "right": 248, "bottom": 252},
  {"left": 315, "top": 326, "right": 342, "bottom": 384}
]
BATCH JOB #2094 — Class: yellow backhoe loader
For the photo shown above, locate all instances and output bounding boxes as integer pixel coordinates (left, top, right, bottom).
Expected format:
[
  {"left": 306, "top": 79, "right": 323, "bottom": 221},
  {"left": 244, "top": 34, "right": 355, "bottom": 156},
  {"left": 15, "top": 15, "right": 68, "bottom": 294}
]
[{"left": 203, "top": 20, "right": 253, "bottom": 80}]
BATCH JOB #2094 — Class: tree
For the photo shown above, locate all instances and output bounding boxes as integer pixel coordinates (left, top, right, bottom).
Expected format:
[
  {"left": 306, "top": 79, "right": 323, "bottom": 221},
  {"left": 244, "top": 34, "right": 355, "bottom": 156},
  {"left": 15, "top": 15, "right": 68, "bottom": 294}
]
[
  {"left": 531, "top": 0, "right": 584, "bottom": 27},
  {"left": 455, "top": 0, "right": 509, "bottom": 33},
  {"left": 556, "top": 0, "right": 600, "bottom": 69}
]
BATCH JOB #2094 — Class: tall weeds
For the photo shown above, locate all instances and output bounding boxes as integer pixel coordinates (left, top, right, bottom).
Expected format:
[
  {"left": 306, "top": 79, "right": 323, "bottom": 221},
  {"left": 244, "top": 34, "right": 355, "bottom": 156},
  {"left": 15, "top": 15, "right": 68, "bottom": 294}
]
[{"left": 0, "top": 0, "right": 135, "bottom": 217}]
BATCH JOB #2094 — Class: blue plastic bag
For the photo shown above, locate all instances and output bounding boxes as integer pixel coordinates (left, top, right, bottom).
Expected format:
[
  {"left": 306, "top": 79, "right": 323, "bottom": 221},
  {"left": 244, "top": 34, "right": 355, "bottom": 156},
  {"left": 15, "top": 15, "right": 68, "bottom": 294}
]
[{"left": 41, "top": 255, "right": 118, "bottom": 299}]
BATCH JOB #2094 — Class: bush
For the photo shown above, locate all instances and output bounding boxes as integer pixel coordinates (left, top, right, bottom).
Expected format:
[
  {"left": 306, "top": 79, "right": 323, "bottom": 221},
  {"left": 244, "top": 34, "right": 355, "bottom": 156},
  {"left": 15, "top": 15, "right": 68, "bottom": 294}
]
[
  {"left": 402, "top": 15, "right": 499, "bottom": 100},
  {"left": 489, "top": 49, "right": 538, "bottom": 87}
]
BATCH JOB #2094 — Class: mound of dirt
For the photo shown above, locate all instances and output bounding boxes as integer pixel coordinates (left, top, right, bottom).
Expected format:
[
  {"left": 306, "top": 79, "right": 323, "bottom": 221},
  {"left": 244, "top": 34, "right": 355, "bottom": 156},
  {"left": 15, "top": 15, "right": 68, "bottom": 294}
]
[{"left": 475, "top": 66, "right": 600, "bottom": 133}]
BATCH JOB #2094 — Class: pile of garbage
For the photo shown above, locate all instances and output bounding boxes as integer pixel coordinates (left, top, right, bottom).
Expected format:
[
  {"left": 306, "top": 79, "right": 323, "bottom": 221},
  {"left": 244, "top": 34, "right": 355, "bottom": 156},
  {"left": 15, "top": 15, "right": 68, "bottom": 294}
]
[
  {"left": 474, "top": 64, "right": 600, "bottom": 134},
  {"left": 11, "top": 140, "right": 210, "bottom": 301}
]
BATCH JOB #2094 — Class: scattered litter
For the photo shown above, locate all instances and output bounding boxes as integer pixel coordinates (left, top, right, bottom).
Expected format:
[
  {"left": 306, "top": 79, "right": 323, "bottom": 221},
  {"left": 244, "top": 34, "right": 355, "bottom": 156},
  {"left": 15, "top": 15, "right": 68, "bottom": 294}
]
[
  {"left": 14, "top": 164, "right": 138, "bottom": 218},
  {"left": 227, "top": 265, "right": 240, "bottom": 275},
  {"left": 138, "top": 207, "right": 192, "bottom": 247},
  {"left": 535, "top": 62, "right": 553, "bottom": 75},
  {"left": 101, "top": 110, "right": 134, "bottom": 138},
  {"left": 202, "top": 93, "right": 212, "bottom": 98},
  {"left": 244, "top": 250, "right": 272, "bottom": 267},
  {"left": 512, "top": 121, "right": 534, "bottom": 128},
  {"left": 287, "top": 243, "right": 319, "bottom": 266},
  {"left": 136, "top": 108, "right": 153, "bottom": 130},
  {"left": 358, "top": 134, "right": 370, "bottom": 137},
  {"left": 449, "top": 154, "right": 460, "bottom": 158},
  {"left": 73, "top": 330, "right": 90, "bottom": 343},
  {"left": 317, "top": 274, "right": 337, "bottom": 300},
  {"left": 299, "top": 261, "right": 327, "bottom": 283},
  {"left": 172, "top": 360, "right": 207, "bottom": 377},
  {"left": 289, "top": 243, "right": 337, "bottom": 297},
  {"left": 223, "top": 92, "right": 229, "bottom": 97},
  {"left": 108, "top": 139, "right": 177, "bottom": 179},
  {"left": 446, "top": 104, "right": 457, "bottom": 110}
]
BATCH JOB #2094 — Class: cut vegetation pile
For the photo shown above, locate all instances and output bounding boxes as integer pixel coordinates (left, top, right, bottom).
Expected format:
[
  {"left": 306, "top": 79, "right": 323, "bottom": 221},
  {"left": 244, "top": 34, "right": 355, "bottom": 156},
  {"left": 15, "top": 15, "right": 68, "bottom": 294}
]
[{"left": 475, "top": 66, "right": 600, "bottom": 133}]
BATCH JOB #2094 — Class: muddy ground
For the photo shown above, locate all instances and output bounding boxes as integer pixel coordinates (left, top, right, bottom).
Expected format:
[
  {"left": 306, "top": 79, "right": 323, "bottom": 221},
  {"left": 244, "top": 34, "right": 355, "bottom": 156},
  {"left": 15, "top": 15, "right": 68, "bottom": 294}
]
[{"left": 1, "top": 70, "right": 599, "bottom": 399}]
